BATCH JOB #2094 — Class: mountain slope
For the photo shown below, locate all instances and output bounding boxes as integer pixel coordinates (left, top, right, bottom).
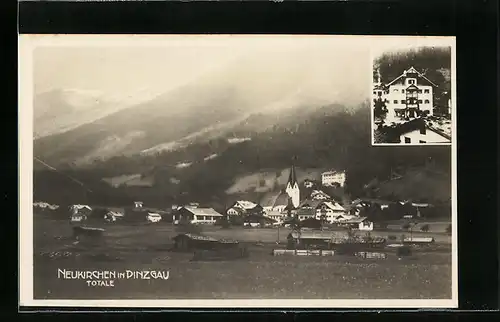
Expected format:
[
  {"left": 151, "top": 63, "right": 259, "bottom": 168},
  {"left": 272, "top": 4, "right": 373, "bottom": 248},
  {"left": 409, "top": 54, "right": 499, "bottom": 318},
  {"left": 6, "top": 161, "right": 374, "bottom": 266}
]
[
  {"left": 34, "top": 89, "right": 128, "bottom": 139},
  {"left": 33, "top": 47, "right": 369, "bottom": 167},
  {"left": 32, "top": 103, "right": 452, "bottom": 208}
]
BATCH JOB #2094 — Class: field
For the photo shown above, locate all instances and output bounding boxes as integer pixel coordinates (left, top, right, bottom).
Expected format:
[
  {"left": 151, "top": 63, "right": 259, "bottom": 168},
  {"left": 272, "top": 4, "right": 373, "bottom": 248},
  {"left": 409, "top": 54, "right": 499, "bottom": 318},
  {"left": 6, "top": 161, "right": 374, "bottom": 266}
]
[{"left": 33, "top": 214, "right": 452, "bottom": 300}]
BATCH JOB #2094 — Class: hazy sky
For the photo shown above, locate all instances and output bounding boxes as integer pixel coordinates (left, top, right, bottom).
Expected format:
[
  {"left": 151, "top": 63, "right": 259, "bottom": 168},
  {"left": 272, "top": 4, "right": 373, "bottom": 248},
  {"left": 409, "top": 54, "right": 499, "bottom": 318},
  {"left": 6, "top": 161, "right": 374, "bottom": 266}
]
[{"left": 31, "top": 35, "right": 455, "bottom": 108}]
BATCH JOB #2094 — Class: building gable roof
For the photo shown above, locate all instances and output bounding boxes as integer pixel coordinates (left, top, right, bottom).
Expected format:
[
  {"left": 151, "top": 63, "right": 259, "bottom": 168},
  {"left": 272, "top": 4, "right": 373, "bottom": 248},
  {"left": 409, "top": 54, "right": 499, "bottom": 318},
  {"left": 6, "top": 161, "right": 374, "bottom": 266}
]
[
  {"left": 231, "top": 200, "right": 258, "bottom": 210},
  {"left": 320, "top": 201, "right": 346, "bottom": 212},
  {"left": 310, "top": 189, "right": 332, "bottom": 200},
  {"left": 397, "top": 119, "right": 451, "bottom": 141},
  {"left": 387, "top": 66, "right": 439, "bottom": 88},
  {"left": 260, "top": 191, "right": 290, "bottom": 209},
  {"left": 182, "top": 206, "right": 223, "bottom": 217}
]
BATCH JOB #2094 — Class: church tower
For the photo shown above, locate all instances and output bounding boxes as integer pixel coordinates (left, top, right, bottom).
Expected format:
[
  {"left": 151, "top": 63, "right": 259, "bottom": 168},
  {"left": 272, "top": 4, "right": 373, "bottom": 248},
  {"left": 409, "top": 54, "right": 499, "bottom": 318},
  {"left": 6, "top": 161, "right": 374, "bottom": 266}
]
[{"left": 285, "top": 164, "right": 300, "bottom": 208}]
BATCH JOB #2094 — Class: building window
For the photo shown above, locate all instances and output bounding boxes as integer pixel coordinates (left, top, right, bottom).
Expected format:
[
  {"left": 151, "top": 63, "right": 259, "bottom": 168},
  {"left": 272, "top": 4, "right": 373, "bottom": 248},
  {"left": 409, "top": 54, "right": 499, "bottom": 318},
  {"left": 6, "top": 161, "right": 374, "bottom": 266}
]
[
  {"left": 401, "top": 100, "right": 406, "bottom": 104},
  {"left": 420, "top": 127, "right": 426, "bottom": 135},
  {"left": 404, "top": 137, "right": 411, "bottom": 144},
  {"left": 401, "top": 89, "right": 405, "bottom": 93},
  {"left": 418, "top": 100, "right": 423, "bottom": 104},
  {"left": 393, "top": 89, "right": 399, "bottom": 93},
  {"left": 419, "top": 140, "right": 426, "bottom": 143},
  {"left": 425, "top": 99, "right": 430, "bottom": 104},
  {"left": 393, "top": 100, "right": 398, "bottom": 104},
  {"left": 424, "top": 89, "right": 430, "bottom": 93},
  {"left": 378, "top": 92, "right": 382, "bottom": 97},
  {"left": 373, "top": 91, "right": 376, "bottom": 95},
  {"left": 418, "top": 89, "right": 422, "bottom": 93}
]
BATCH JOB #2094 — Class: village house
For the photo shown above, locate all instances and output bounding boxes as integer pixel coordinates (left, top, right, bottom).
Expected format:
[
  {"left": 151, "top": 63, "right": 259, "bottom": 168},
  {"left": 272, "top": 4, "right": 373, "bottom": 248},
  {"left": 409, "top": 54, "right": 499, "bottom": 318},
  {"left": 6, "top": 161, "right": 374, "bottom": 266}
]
[
  {"left": 315, "top": 201, "right": 348, "bottom": 222},
  {"left": 175, "top": 206, "right": 223, "bottom": 225},
  {"left": 103, "top": 207, "right": 125, "bottom": 222},
  {"left": 295, "top": 207, "right": 316, "bottom": 221},
  {"left": 226, "top": 200, "right": 263, "bottom": 217},
  {"left": 69, "top": 204, "right": 92, "bottom": 222},
  {"left": 296, "top": 199, "right": 348, "bottom": 223},
  {"left": 381, "top": 66, "right": 439, "bottom": 120},
  {"left": 321, "top": 170, "right": 346, "bottom": 187},
  {"left": 398, "top": 122, "right": 451, "bottom": 144},
  {"left": 309, "top": 189, "right": 333, "bottom": 201},
  {"left": 337, "top": 217, "right": 374, "bottom": 231},
  {"left": 303, "top": 179, "right": 315, "bottom": 188},
  {"left": 265, "top": 210, "right": 288, "bottom": 225},
  {"left": 260, "top": 191, "right": 291, "bottom": 214}
]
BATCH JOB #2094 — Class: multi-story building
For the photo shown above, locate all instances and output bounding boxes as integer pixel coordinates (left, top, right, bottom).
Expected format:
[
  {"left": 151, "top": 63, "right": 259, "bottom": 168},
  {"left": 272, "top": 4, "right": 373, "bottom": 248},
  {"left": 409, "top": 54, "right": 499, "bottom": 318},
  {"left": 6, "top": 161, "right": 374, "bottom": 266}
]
[
  {"left": 375, "top": 66, "right": 438, "bottom": 121},
  {"left": 321, "top": 170, "right": 346, "bottom": 187}
]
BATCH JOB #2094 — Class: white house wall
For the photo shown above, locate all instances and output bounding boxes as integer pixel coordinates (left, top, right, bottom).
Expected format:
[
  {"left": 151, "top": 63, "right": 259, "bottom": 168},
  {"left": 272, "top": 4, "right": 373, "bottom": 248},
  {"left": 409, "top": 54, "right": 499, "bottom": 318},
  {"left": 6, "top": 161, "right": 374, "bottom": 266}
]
[
  {"left": 385, "top": 84, "right": 433, "bottom": 119},
  {"left": 400, "top": 129, "right": 450, "bottom": 144}
]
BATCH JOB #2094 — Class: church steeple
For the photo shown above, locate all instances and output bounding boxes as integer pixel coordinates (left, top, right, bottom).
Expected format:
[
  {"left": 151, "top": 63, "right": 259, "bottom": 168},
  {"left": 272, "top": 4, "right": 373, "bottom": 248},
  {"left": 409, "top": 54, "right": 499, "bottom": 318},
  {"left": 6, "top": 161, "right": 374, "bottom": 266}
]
[
  {"left": 287, "top": 164, "right": 298, "bottom": 187},
  {"left": 285, "top": 161, "right": 300, "bottom": 208}
]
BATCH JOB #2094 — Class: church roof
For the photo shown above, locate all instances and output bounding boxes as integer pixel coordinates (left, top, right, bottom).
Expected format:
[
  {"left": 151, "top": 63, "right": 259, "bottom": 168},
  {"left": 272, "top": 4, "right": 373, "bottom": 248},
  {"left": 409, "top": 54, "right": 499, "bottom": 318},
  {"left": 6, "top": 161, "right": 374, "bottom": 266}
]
[{"left": 260, "top": 191, "right": 290, "bottom": 209}]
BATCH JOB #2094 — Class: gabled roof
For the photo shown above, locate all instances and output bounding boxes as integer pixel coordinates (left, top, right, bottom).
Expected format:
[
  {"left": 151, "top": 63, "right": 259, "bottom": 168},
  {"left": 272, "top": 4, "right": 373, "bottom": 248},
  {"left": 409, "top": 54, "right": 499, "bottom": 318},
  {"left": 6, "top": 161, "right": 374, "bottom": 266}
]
[
  {"left": 425, "top": 125, "right": 452, "bottom": 141},
  {"left": 397, "top": 119, "right": 452, "bottom": 141},
  {"left": 231, "top": 200, "right": 258, "bottom": 210},
  {"left": 309, "top": 189, "right": 332, "bottom": 200},
  {"left": 70, "top": 204, "right": 92, "bottom": 210},
  {"left": 107, "top": 210, "right": 124, "bottom": 217},
  {"left": 260, "top": 191, "right": 290, "bottom": 209},
  {"left": 387, "top": 66, "right": 439, "bottom": 88},
  {"left": 319, "top": 201, "right": 346, "bottom": 212},
  {"left": 181, "top": 206, "right": 223, "bottom": 217}
]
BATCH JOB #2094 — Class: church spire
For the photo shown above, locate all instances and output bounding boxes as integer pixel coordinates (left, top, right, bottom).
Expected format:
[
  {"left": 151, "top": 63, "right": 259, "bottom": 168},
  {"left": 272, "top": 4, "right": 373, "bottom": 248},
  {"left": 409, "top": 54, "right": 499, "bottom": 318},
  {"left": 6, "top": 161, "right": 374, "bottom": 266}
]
[
  {"left": 287, "top": 164, "right": 298, "bottom": 186},
  {"left": 287, "top": 159, "right": 298, "bottom": 187},
  {"left": 285, "top": 158, "right": 300, "bottom": 209}
]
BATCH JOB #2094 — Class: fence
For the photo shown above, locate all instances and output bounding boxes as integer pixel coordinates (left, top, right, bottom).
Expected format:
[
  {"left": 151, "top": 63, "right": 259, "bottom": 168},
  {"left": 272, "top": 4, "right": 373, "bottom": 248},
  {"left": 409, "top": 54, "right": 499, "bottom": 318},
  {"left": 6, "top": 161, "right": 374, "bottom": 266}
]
[{"left": 273, "top": 249, "right": 336, "bottom": 256}]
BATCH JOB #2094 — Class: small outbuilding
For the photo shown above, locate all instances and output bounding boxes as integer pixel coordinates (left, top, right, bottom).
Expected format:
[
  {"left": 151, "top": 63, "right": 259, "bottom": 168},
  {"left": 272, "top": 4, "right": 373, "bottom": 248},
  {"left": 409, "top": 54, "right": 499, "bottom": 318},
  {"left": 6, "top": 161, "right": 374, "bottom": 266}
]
[{"left": 172, "top": 233, "right": 239, "bottom": 252}]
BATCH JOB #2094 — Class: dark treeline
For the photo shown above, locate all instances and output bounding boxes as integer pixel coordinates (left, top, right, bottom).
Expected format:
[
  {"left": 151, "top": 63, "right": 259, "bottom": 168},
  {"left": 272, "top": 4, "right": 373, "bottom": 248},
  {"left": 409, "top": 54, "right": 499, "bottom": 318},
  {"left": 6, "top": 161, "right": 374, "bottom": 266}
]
[{"left": 33, "top": 103, "right": 451, "bottom": 208}]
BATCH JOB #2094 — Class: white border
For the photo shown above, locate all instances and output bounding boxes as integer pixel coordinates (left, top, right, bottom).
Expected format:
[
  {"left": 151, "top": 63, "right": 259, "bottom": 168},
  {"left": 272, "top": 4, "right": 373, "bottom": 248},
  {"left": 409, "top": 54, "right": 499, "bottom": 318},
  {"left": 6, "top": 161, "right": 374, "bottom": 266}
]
[{"left": 19, "top": 34, "right": 458, "bottom": 309}]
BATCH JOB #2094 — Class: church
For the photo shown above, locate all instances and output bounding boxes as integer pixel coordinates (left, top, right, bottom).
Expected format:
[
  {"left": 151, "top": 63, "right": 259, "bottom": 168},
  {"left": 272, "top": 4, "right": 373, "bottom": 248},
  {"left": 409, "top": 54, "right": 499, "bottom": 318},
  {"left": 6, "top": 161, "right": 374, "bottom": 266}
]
[
  {"left": 285, "top": 164, "right": 300, "bottom": 209},
  {"left": 260, "top": 164, "right": 301, "bottom": 213}
]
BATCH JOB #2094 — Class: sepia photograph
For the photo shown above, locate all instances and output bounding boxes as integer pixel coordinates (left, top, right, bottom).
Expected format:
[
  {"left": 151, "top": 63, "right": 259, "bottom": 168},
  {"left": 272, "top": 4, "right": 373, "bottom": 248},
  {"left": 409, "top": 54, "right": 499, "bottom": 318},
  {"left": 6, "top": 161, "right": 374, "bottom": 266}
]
[
  {"left": 372, "top": 46, "right": 453, "bottom": 145},
  {"left": 19, "top": 35, "right": 457, "bottom": 308}
]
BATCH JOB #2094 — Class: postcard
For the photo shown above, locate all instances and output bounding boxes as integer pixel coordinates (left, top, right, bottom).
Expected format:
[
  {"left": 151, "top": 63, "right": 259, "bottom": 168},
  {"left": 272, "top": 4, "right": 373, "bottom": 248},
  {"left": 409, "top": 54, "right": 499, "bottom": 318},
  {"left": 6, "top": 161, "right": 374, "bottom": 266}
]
[{"left": 19, "top": 34, "right": 457, "bottom": 308}]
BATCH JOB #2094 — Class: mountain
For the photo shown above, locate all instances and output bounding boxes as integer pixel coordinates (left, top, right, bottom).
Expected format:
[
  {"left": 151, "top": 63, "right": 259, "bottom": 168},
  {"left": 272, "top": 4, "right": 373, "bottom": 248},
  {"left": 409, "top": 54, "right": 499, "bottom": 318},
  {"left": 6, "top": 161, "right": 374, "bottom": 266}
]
[
  {"left": 34, "top": 89, "right": 123, "bottom": 139},
  {"left": 33, "top": 103, "right": 452, "bottom": 208},
  {"left": 33, "top": 47, "right": 369, "bottom": 167}
]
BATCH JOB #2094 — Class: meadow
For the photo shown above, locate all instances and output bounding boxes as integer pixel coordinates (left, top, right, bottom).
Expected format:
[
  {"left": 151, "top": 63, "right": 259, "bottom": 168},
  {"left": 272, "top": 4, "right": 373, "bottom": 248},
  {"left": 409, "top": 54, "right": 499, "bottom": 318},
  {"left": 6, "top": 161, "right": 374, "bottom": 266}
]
[{"left": 32, "top": 215, "right": 452, "bottom": 300}]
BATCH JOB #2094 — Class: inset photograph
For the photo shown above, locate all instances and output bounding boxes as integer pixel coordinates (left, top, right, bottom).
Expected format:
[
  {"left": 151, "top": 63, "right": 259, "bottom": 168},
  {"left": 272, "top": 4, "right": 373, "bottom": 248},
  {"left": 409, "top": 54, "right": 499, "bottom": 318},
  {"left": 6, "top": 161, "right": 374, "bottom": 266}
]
[{"left": 372, "top": 47, "right": 452, "bottom": 145}]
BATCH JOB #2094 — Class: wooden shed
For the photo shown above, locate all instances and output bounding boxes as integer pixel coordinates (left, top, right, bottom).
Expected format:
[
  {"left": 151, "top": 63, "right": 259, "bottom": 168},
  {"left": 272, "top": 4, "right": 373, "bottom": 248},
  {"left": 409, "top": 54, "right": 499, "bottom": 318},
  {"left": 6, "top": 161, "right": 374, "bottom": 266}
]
[{"left": 172, "top": 233, "right": 239, "bottom": 252}]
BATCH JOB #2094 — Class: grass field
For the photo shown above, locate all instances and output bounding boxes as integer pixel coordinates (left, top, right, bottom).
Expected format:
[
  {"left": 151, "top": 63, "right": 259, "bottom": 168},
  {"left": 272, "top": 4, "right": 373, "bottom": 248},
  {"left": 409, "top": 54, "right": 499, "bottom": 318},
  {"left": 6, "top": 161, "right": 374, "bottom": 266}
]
[{"left": 32, "top": 214, "right": 452, "bottom": 300}]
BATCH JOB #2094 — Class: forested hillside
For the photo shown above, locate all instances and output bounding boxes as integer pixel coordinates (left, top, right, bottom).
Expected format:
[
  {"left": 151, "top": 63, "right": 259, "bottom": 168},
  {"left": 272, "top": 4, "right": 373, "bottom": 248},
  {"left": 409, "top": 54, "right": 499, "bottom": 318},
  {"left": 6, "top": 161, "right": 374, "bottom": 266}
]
[{"left": 34, "top": 102, "right": 451, "bottom": 208}]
